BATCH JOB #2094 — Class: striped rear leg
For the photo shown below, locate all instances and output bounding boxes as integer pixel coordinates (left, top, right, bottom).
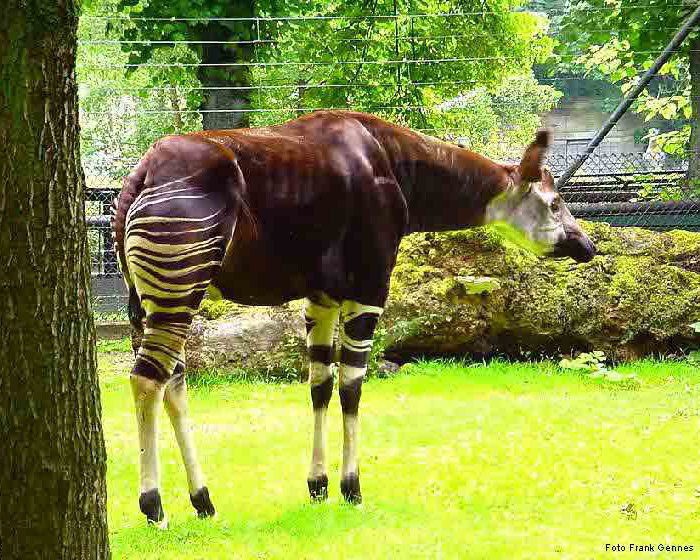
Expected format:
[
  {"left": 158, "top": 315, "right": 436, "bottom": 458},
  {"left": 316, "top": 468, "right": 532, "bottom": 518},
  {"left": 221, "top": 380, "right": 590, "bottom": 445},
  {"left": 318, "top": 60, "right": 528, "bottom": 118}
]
[
  {"left": 126, "top": 187, "right": 232, "bottom": 524},
  {"left": 164, "top": 366, "right": 215, "bottom": 517},
  {"left": 305, "top": 293, "right": 340, "bottom": 501},
  {"left": 338, "top": 300, "right": 383, "bottom": 505}
]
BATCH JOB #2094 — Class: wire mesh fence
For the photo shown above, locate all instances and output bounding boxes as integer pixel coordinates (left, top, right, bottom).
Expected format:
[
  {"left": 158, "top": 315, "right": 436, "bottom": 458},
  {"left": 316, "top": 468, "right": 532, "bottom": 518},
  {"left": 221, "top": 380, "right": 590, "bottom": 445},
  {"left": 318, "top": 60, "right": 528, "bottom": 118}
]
[
  {"left": 80, "top": 2, "right": 699, "bottom": 313},
  {"left": 85, "top": 151, "right": 696, "bottom": 313}
]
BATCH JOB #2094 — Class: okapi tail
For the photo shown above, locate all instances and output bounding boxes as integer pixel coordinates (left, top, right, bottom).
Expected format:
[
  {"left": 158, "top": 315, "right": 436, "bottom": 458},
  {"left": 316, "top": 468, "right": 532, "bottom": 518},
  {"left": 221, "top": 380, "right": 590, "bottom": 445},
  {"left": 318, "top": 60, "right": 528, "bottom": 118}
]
[
  {"left": 112, "top": 157, "right": 149, "bottom": 332},
  {"left": 206, "top": 138, "right": 257, "bottom": 239}
]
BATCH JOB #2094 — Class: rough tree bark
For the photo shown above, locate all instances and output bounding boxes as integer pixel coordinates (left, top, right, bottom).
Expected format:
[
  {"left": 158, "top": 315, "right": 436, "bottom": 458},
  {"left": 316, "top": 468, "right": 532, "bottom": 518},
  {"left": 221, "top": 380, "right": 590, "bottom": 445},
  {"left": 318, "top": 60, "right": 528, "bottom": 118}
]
[
  {"left": 687, "top": 32, "right": 700, "bottom": 183},
  {"left": 198, "top": 0, "right": 255, "bottom": 130},
  {"left": 198, "top": 43, "right": 253, "bottom": 130},
  {"left": 0, "top": 2, "right": 110, "bottom": 559}
]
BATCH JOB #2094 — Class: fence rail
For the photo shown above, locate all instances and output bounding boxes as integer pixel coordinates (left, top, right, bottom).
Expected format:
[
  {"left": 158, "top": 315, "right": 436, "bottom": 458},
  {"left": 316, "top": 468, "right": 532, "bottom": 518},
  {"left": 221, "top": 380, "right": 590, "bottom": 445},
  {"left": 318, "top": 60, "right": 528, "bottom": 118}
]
[
  {"left": 79, "top": 5, "right": 698, "bottom": 313},
  {"left": 86, "top": 151, "right": 698, "bottom": 309}
]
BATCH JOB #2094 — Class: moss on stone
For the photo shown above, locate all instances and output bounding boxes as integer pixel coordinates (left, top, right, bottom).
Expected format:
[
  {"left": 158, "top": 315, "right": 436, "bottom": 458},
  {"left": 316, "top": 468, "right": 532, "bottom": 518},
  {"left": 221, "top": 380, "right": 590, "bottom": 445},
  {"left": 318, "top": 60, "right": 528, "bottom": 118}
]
[
  {"left": 383, "top": 221, "right": 700, "bottom": 361},
  {"left": 184, "top": 221, "right": 700, "bottom": 379},
  {"left": 197, "top": 299, "right": 240, "bottom": 320}
]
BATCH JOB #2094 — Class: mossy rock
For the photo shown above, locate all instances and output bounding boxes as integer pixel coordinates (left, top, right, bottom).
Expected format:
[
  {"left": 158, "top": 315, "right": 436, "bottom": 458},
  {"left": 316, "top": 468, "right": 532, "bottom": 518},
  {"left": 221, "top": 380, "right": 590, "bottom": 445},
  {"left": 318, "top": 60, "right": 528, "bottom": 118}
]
[
  {"left": 149, "top": 221, "right": 700, "bottom": 379},
  {"left": 381, "top": 222, "right": 700, "bottom": 361},
  {"left": 185, "top": 305, "right": 306, "bottom": 380}
]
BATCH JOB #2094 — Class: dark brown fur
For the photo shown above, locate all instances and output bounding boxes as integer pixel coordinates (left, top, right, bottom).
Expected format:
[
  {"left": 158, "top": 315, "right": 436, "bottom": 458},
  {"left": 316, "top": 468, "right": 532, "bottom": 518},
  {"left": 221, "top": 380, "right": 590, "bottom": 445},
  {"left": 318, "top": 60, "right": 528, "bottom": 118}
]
[
  {"left": 115, "top": 111, "right": 595, "bottom": 514},
  {"left": 115, "top": 111, "right": 595, "bottom": 325},
  {"left": 115, "top": 111, "right": 529, "bottom": 311}
]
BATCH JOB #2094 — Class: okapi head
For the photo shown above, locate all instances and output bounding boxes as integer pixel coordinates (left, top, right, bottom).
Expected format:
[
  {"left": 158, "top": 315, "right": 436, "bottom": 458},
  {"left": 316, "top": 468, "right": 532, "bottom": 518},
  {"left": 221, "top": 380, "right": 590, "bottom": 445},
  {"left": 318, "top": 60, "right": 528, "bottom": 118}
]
[{"left": 486, "top": 131, "right": 596, "bottom": 263}]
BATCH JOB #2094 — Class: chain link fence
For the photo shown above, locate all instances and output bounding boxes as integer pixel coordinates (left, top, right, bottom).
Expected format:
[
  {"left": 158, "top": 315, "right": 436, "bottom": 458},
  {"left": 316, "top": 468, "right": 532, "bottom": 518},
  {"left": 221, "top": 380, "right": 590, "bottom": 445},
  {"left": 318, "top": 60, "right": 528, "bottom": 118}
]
[
  {"left": 86, "top": 150, "right": 697, "bottom": 313},
  {"left": 80, "top": 5, "right": 698, "bottom": 313}
]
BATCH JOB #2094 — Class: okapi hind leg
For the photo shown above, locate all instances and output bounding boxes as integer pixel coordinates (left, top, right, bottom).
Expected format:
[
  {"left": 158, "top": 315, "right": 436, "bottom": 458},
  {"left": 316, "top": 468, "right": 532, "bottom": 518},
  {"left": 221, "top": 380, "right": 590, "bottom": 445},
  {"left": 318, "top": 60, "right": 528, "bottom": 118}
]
[
  {"left": 304, "top": 294, "right": 340, "bottom": 502},
  {"left": 131, "top": 312, "right": 214, "bottom": 525},
  {"left": 338, "top": 300, "right": 384, "bottom": 505},
  {"left": 164, "top": 365, "right": 215, "bottom": 518},
  {"left": 123, "top": 176, "right": 236, "bottom": 524},
  {"left": 130, "top": 373, "right": 168, "bottom": 527}
]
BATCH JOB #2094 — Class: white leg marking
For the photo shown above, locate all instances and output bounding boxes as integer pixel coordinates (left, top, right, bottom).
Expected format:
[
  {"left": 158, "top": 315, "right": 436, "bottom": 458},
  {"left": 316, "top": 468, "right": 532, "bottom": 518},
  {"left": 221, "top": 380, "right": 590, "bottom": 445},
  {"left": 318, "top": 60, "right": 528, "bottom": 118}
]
[
  {"left": 304, "top": 295, "right": 339, "bottom": 482},
  {"left": 131, "top": 375, "right": 166, "bottom": 494},
  {"left": 340, "top": 365, "right": 366, "bottom": 384},
  {"left": 310, "top": 407, "right": 329, "bottom": 480},
  {"left": 338, "top": 301, "right": 384, "bottom": 481},
  {"left": 164, "top": 376, "right": 205, "bottom": 494},
  {"left": 342, "top": 413, "right": 360, "bottom": 479}
]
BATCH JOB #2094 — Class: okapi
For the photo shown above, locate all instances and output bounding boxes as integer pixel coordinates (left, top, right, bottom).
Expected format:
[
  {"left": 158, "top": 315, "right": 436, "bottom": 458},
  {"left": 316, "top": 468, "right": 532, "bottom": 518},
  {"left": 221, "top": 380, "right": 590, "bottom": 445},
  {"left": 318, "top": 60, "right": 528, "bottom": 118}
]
[{"left": 112, "top": 110, "right": 595, "bottom": 526}]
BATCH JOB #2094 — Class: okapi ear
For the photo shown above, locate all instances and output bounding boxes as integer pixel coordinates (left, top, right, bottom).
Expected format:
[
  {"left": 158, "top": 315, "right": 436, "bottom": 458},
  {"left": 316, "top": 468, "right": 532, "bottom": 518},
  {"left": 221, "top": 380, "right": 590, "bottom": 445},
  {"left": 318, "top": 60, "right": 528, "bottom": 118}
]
[
  {"left": 541, "top": 166, "right": 555, "bottom": 189},
  {"left": 519, "top": 130, "right": 551, "bottom": 183}
]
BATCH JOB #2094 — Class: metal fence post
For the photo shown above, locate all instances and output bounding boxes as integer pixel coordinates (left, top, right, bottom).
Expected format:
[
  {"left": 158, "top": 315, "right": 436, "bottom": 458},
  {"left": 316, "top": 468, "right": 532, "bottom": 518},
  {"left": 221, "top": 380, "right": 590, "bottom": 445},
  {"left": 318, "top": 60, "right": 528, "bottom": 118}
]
[{"left": 556, "top": 5, "right": 700, "bottom": 190}]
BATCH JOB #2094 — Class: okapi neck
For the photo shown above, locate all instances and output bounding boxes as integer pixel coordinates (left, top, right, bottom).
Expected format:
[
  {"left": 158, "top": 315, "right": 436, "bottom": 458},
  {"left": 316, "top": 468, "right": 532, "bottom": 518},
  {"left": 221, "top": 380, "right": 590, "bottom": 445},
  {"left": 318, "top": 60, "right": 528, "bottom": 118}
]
[{"left": 389, "top": 137, "right": 509, "bottom": 234}]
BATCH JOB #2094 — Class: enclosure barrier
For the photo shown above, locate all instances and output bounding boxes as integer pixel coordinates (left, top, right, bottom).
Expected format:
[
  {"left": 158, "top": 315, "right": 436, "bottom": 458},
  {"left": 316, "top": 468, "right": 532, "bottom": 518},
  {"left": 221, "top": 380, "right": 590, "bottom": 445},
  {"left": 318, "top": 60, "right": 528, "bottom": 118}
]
[
  {"left": 86, "top": 151, "right": 697, "bottom": 312},
  {"left": 79, "top": 4, "right": 699, "bottom": 312}
]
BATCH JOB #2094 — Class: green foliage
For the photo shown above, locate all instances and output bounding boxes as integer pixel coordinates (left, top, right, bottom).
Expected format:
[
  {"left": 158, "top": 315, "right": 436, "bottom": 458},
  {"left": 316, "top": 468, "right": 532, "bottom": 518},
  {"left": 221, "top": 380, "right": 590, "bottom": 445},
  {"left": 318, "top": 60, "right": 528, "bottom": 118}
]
[
  {"left": 631, "top": 172, "right": 700, "bottom": 203},
  {"left": 559, "top": 350, "right": 639, "bottom": 387},
  {"left": 560, "top": 0, "right": 696, "bottom": 64},
  {"left": 80, "top": 0, "right": 562, "bottom": 164},
  {"left": 366, "top": 325, "right": 388, "bottom": 377},
  {"left": 421, "top": 73, "right": 562, "bottom": 158},
  {"left": 687, "top": 350, "right": 700, "bottom": 364},
  {"left": 114, "top": 0, "right": 255, "bottom": 128},
  {"left": 78, "top": 0, "right": 202, "bottom": 173},
  {"left": 250, "top": 0, "right": 557, "bottom": 153},
  {"left": 558, "top": 0, "right": 697, "bottom": 158},
  {"left": 93, "top": 308, "right": 130, "bottom": 322},
  {"left": 685, "top": 322, "right": 700, "bottom": 363},
  {"left": 96, "top": 337, "right": 133, "bottom": 352},
  {"left": 559, "top": 350, "right": 606, "bottom": 372},
  {"left": 197, "top": 298, "right": 239, "bottom": 320}
]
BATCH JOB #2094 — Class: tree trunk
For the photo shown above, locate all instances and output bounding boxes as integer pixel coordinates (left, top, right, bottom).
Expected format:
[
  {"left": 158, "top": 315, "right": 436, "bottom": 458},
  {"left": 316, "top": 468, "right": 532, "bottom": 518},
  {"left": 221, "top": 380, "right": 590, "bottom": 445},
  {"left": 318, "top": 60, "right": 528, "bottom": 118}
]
[
  {"left": 197, "top": 7, "right": 255, "bottom": 130},
  {"left": 0, "top": 2, "right": 110, "bottom": 559},
  {"left": 687, "top": 33, "right": 700, "bottom": 182},
  {"left": 169, "top": 84, "right": 184, "bottom": 132}
]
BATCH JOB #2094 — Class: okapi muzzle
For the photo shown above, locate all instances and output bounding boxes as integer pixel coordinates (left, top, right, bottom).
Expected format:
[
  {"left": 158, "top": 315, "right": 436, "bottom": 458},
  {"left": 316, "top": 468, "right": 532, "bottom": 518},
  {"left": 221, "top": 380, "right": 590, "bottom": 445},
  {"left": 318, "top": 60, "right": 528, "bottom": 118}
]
[
  {"left": 549, "top": 215, "right": 597, "bottom": 263},
  {"left": 488, "top": 132, "right": 596, "bottom": 264}
]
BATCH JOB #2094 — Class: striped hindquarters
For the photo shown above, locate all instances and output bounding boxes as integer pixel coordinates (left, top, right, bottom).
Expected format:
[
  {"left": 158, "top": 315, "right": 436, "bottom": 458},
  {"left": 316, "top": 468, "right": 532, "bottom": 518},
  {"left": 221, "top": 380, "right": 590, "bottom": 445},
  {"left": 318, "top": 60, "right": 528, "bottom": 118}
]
[{"left": 125, "top": 176, "right": 234, "bottom": 381}]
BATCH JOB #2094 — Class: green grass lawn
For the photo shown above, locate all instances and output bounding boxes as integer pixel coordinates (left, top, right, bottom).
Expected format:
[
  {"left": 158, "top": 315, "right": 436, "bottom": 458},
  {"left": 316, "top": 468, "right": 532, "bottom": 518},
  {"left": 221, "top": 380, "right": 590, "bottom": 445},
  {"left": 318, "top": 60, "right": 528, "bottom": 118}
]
[{"left": 99, "top": 346, "right": 700, "bottom": 559}]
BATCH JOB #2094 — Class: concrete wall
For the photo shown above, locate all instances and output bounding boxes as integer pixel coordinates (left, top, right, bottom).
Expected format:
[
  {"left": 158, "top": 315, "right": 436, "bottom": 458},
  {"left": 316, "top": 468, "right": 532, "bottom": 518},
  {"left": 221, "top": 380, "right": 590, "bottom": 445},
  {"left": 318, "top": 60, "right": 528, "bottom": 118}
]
[{"left": 542, "top": 96, "right": 647, "bottom": 156}]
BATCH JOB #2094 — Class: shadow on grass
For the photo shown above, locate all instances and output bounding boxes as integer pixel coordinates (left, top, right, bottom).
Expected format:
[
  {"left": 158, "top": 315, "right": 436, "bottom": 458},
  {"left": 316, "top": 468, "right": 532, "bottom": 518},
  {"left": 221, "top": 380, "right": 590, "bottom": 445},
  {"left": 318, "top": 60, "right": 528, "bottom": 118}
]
[
  {"left": 112, "top": 499, "right": 423, "bottom": 554},
  {"left": 258, "top": 499, "right": 421, "bottom": 537}
]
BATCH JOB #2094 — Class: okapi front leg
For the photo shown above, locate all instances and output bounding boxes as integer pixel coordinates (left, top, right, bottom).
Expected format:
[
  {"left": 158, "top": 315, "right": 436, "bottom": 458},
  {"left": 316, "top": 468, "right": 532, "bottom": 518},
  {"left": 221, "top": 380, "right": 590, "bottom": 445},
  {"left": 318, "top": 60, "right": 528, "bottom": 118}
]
[
  {"left": 339, "top": 300, "right": 383, "bottom": 505},
  {"left": 305, "top": 294, "right": 340, "bottom": 502},
  {"left": 164, "top": 366, "right": 215, "bottom": 517}
]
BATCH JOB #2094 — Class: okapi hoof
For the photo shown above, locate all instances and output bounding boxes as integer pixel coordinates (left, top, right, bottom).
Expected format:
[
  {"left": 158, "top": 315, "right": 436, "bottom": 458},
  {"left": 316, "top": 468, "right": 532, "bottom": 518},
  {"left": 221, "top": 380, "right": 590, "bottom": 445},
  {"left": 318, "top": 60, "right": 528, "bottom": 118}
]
[
  {"left": 340, "top": 474, "right": 362, "bottom": 505},
  {"left": 307, "top": 475, "right": 329, "bottom": 502},
  {"left": 139, "top": 489, "right": 167, "bottom": 527},
  {"left": 190, "top": 486, "right": 216, "bottom": 518}
]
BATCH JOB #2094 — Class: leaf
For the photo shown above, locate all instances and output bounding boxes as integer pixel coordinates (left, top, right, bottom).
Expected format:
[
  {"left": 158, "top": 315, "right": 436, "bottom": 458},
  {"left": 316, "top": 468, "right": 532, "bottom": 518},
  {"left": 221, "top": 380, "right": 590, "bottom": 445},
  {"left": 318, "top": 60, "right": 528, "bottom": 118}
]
[
  {"left": 589, "top": 370, "right": 638, "bottom": 384},
  {"left": 687, "top": 350, "right": 700, "bottom": 364},
  {"left": 559, "top": 357, "right": 591, "bottom": 371},
  {"left": 559, "top": 358, "right": 574, "bottom": 368},
  {"left": 659, "top": 103, "right": 677, "bottom": 120},
  {"left": 489, "top": 221, "right": 548, "bottom": 257}
]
